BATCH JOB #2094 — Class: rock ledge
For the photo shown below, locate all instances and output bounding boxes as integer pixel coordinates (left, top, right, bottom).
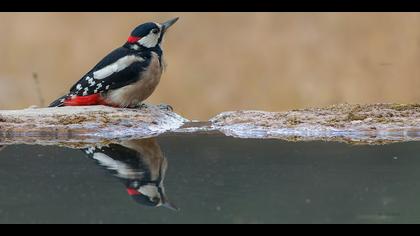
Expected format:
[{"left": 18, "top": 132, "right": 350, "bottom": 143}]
[{"left": 2, "top": 103, "right": 420, "bottom": 146}]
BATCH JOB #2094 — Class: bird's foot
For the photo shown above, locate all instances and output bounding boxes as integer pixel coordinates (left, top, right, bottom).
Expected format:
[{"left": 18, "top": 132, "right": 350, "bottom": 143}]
[
  {"left": 131, "top": 103, "right": 173, "bottom": 112},
  {"left": 157, "top": 103, "right": 174, "bottom": 112},
  {"left": 131, "top": 102, "right": 150, "bottom": 110}
]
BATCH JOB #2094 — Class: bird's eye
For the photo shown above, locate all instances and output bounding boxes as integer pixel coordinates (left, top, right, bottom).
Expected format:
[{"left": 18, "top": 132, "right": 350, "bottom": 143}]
[{"left": 152, "top": 28, "right": 160, "bottom": 34}]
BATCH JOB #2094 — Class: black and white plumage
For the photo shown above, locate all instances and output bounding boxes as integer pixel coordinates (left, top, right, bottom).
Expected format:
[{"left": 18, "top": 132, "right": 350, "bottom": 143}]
[
  {"left": 49, "top": 18, "right": 179, "bottom": 108},
  {"left": 84, "top": 138, "right": 177, "bottom": 210}
]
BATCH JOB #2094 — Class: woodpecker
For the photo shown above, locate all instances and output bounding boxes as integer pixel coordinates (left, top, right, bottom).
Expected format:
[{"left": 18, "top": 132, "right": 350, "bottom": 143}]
[
  {"left": 83, "top": 138, "right": 178, "bottom": 211},
  {"left": 49, "top": 17, "right": 179, "bottom": 108}
]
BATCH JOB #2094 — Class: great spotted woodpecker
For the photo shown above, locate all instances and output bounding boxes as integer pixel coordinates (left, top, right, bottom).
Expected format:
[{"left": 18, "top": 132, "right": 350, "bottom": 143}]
[
  {"left": 49, "top": 17, "right": 179, "bottom": 108},
  {"left": 84, "top": 138, "right": 178, "bottom": 210}
]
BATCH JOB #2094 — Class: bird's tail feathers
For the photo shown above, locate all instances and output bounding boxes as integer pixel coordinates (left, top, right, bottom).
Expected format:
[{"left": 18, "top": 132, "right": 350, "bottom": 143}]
[{"left": 48, "top": 95, "right": 68, "bottom": 107}]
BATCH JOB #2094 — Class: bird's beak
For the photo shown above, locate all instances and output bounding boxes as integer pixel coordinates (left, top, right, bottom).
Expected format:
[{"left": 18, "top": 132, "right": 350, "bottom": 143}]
[
  {"left": 162, "top": 17, "right": 179, "bottom": 33},
  {"left": 162, "top": 201, "right": 180, "bottom": 211}
]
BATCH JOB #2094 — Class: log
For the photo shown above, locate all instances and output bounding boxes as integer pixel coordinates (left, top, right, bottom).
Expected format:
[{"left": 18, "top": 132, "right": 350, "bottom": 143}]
[
  {"left": 210, "top": 104, "right": 420, "bottom": 144},
  {"left": 2, "top": 103, "right": 420, "bottom": 147},
  {"left": 0, "top": 105, "right": 188, "bottom": 147}
]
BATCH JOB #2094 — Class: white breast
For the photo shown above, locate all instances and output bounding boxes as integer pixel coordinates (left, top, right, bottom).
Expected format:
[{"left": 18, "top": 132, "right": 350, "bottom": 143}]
[{"left": 105, "top": 52, "right": 163, "bottom": 108}]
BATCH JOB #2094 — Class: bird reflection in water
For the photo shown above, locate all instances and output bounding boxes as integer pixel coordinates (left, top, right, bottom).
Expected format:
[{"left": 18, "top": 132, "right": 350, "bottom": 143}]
[{"left": 83, "top": 138, "right": 178, "bottom": 211}]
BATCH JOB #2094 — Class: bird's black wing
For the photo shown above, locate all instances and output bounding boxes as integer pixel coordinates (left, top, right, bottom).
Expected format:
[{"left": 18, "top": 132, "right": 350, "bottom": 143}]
[
  {"left": 83, "top": 144, "right": 148, "bottom": 181},
  {"left": 68, "top": 47, "right": 151, "bottom": 97},
  {"left": 49, "top": 47, "right": 151, "bottom": 107}
]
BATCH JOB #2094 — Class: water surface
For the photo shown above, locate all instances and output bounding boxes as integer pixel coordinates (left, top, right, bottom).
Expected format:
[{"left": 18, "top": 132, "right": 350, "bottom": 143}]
[{"left": 0, "top": 135, "right": 419, "bottom": 223}]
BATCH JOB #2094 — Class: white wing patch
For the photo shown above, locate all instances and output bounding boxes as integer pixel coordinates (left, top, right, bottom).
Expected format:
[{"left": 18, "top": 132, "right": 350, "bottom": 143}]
[
  {"left": 92, "top": 152, "right": 144, "bottom": 179},
  {"left": 83, "top": 87, "right": 89, "bottom": 96},
  {"left": 93, "top": 55, "right": 145, "bottom": 80}
]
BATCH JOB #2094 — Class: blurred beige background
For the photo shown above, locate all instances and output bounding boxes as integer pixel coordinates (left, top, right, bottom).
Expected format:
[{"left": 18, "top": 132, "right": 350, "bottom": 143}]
[{"left": 1, "top": 13, "right": 420, "bottom": 119}]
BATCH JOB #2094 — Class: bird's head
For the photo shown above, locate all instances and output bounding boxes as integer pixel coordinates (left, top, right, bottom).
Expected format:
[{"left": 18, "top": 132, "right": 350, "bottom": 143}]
[
  {"left": 124, "top": 142, "right": 178, "bottom": 211},
  {"left": 126, "top": 183, "right": 178, "bottom": 211},
  {"left": 126, "top": 17, "right": 179, "bottom": 49}
]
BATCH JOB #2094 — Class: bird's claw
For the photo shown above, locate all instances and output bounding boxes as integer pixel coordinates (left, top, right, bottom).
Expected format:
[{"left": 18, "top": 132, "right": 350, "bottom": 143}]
[
  {"left": 132, "top": 103, "right": 150, "bottom": 109},
  {"left": 157, "top": 103, "right": 174, "bottom": 112},
  {"left": 139, "top": 103, "right": 150, "bottom": 109},
  {"left": 132, "top": 103, "right": 173, "bottom": 112}
]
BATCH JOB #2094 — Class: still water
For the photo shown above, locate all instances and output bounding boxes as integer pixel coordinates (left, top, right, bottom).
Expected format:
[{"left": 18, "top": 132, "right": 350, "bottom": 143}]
[{"left": 0, "top": 135, "right": 420, "bottom": 223}]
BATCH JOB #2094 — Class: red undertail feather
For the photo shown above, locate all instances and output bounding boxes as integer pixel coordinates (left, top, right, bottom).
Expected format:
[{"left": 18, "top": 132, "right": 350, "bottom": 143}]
[
  {"left": 127, "top": 188, "right": 141, "bottom": 196},
  {"left": 64, "top": 94, "right": 109, "bottom": 106}
]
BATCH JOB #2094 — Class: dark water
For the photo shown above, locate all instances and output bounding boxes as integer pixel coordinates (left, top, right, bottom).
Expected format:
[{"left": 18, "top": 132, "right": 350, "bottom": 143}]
[{"left": 1, "top": 136, "right": 420, "bottom": 223}]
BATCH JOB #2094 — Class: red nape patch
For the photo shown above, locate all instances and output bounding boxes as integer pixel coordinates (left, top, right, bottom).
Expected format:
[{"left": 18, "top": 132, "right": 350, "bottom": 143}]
[
  {"left": 127, "top": 36, "right": 141, "bottom": 43},
  {"left": 127, "top": 188, "right": 141, "bottom": 196},
  {"left": 64, "top": 94, "right": 108, "bottom": 106}
]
